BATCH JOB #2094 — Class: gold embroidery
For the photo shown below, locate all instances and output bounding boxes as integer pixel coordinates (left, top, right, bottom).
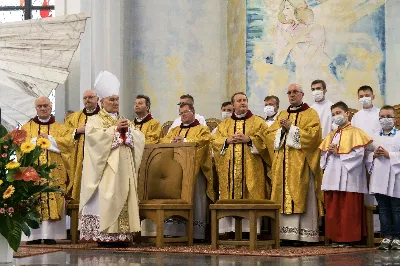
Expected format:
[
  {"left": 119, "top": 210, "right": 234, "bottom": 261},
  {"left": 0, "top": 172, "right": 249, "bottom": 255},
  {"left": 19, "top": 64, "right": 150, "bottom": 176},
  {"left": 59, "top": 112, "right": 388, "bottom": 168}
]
[
  {"left": 232, "top": 120, "right": 244, "bottom": 199},
  {"left": 118, "top": 202, "right": 130, "bottom": 233}
]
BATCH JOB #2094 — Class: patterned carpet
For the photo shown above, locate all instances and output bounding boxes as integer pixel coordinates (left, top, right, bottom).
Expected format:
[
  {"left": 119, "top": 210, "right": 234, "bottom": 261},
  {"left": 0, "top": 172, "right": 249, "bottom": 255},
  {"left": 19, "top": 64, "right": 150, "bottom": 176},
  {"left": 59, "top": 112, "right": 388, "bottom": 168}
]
[
  {"left": 16, "top": 241, "right": 378, "bottom": 258},
  {"left": 14, "top": 247, "right": 62, "bottom": 258}
]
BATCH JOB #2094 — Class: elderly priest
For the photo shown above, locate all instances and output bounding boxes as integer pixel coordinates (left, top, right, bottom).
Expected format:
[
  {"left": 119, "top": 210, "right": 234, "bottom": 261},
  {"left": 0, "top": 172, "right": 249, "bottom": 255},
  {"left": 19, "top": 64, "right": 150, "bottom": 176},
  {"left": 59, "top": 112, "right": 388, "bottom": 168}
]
[{"left": 79, "top": 71, "right": 145, "bottom": 247}]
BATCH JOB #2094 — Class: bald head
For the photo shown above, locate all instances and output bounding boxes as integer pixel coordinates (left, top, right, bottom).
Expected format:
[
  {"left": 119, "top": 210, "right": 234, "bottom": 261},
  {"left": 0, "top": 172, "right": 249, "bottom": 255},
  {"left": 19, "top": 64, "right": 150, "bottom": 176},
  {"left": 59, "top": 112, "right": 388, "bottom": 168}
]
[
  {"left": 83, "top": 90, "right": 99, "bottom": 111},
  {"left": 35, "top": 96, "right": 52, "bottom": 120},
  {"left": 287, "top": 83, "right": 304, "bottom": 106}
]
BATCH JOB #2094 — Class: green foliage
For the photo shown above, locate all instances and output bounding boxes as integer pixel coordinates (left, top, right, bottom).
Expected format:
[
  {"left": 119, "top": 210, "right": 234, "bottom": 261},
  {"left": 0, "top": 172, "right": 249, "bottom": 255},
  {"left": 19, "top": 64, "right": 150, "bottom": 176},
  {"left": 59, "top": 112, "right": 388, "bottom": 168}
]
[{"left": 0, "top": 130, "right": 63, "bottom": 251}]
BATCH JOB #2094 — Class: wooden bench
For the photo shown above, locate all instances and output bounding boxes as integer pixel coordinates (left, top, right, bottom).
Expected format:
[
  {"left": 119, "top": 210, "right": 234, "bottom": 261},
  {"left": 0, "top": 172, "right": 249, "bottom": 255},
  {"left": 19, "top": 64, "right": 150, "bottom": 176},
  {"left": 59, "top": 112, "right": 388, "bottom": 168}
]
[{"left": 210, "top": 200, "right": 280, "bottom": 251}]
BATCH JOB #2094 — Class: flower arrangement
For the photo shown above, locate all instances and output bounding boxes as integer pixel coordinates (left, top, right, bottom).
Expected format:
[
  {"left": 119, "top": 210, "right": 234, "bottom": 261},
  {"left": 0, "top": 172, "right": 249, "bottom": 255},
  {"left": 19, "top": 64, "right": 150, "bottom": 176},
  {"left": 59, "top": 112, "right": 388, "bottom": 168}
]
[{"left": 0, "top": 129, "right": 62, "bottom": 251}]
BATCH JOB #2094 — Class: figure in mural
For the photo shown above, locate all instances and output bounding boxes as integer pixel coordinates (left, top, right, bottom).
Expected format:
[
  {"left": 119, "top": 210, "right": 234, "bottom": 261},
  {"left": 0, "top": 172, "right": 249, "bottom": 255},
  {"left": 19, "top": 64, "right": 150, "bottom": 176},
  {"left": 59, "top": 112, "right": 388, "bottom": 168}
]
[{"left": 275, "top": 0, "right": 339, "bottom": 92}]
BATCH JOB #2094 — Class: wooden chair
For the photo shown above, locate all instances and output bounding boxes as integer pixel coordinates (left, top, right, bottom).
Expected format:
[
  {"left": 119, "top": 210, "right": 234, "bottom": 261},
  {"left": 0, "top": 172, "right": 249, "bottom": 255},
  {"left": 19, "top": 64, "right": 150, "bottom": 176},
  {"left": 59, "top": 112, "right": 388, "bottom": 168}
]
[
  {"left": 394, "top": 104, "right": 400, "bottom": 127},
  {"left": 161, "top": 121, "right": 173, "bottom": 138},
  {"left": 66, "top": 200, "right": 79, "bottom": 244},
  {"left": 136, "top": 142, "right": 198, "bottom": 248},
  {"left": 348, "top": 108, "right": 358, "bottom": 122},
  {"left": 210, "top": 199, "right": 280, "bottom": 251},
  {"left": 205, "top": 118, "right": 221, "bottom": 133}
]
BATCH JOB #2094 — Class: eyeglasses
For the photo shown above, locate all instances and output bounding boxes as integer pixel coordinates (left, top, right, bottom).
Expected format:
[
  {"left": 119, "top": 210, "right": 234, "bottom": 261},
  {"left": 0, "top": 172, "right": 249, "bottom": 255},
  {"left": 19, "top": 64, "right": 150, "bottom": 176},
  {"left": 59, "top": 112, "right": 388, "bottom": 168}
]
[
  {"left": 379, "top": 116, "right": 395, "bottom": 119},
  {"left": 287, "top": 90, "right": 301, "bottom": 95},
  {"left": 179, "top": 110, "right": 192, "bottom": 116}
]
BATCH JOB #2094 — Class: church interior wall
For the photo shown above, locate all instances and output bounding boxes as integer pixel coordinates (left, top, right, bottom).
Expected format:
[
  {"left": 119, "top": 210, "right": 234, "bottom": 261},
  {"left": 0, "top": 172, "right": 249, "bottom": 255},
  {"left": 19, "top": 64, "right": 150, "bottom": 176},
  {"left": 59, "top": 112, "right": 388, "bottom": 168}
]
[{"left": 58, "top": 0, "right": 399, "bottom": 123}]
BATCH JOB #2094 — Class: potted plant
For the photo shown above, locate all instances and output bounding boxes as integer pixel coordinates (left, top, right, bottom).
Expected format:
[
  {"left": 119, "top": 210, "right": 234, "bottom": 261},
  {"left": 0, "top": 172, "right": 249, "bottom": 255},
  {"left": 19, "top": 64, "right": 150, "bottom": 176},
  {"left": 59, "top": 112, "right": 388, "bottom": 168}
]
[{"left": 0, "top": 129, "right": 62, "bottom": 262}]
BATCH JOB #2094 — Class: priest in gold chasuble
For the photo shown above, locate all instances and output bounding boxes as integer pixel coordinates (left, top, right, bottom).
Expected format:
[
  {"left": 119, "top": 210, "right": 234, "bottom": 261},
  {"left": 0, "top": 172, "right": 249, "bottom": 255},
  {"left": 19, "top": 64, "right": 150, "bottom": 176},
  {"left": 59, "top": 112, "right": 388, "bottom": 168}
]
[
  {"left": 21, "top": 96, "right": 74, "bottom": 244},
  {"left": 133, "top": 95, "right": 161, "bottom": 144},
  {"left": 267, "top": 84, "right": 324, "bottom": 244},
  {"left": 159, "top": 102, "right": 214, "bottom": 240},
  {"left": 79, "top": 71, "right": 145, "bottom": 246},
  {"left": 212, "top": 92, "right": 269, "bottom": 233},
  {"left": 64, "top": 90, "right": 100, "bottom": 201}
]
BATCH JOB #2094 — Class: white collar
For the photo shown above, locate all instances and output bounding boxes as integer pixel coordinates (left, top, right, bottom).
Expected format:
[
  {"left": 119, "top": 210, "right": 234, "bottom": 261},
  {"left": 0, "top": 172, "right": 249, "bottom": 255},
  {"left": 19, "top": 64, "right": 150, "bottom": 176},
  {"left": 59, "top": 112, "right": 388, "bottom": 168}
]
[
  {"left": 135, "top": 113, "right": 149, "bottom": 122},
  {"left": 38, "top": 117, "right": 51, "bottom": 123},
  {"left": 109, "top": 112, "right": 118, "bottom": 119},
  {"left": 234, "top": 112, "right": 247, "bottom": 118}
]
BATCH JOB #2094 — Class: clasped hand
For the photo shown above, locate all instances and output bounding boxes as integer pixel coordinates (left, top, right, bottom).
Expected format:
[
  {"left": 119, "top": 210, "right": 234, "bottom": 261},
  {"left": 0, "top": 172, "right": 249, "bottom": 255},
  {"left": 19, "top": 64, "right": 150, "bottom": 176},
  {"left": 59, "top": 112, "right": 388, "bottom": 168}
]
[
  {"left": 227, "top": 132, "right": 250, "bottom": 144},
  {"left": 374, "top": 146, "right": 390, "bottom": 159},
  {"left": 116, "top": 118, "right": 129, "bottom": 130},
  {"left": 279, "top": 118, "right": 292, "bottom": 131},
  {"left": 327, "top": 143, "right": 338, "bottom": 156}
]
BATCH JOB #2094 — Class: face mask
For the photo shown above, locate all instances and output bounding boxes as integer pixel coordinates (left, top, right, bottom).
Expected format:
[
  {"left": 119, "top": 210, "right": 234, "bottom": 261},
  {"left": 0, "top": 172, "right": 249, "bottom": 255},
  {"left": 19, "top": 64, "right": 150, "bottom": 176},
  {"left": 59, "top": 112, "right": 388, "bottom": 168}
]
[
  {"left": 380, "top": 118, "right": 395, "bottom": 131},
  {"left": 312, "top": 90, "right": 324, "bottom": 102},
  {"left": 332, "top": 115, "right": 346, "bottom": 126},
  {"left": 221, "top": 111, "right": 232, "bottom": 120},
  {"left": 359, "top": 97, "right": 372, "bottom": 108},
  {"left": 264, "top": 105, "right": 276, "bottom": 117}
]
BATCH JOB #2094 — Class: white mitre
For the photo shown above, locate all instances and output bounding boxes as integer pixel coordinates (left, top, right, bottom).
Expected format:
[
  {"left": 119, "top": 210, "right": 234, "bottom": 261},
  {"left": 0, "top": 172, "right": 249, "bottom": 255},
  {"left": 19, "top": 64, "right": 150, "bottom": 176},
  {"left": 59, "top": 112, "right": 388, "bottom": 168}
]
[{"left": 94, "top": 70, "right": 120, "bottom": 99}]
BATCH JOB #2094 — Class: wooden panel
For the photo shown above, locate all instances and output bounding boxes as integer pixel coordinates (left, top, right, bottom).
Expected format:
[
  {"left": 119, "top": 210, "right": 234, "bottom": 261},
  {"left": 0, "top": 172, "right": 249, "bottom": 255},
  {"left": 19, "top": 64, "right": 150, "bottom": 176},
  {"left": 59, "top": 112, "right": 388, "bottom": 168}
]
[{"left": 138, "top": 143, "right": 197, "bottom": 203}]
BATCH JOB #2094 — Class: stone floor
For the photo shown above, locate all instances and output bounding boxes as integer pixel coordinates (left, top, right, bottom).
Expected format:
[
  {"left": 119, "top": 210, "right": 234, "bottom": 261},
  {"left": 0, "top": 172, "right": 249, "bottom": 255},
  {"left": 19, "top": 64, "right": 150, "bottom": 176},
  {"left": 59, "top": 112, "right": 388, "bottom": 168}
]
[{"left": 1, "top": 249, "right": 400, "bottom": 266}]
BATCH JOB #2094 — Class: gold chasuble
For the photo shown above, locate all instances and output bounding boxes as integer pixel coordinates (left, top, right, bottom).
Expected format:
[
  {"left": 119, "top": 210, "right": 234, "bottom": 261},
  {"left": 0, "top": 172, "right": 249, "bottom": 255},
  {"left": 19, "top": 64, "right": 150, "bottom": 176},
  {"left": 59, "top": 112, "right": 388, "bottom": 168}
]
[
  {"left": 212, "top": 111, "right": 269, "bottom": 200},
  {"left": 21, "top": 115, "right": 73, "bottom": 221},
  {"left": 133, "top": 114, "right": 162, "bottom": 144},
  {"left": 160, "top": 119, "right": 216, "bottom": 202},
  {"left": 79, "top": 109, "right": 145, "bottom": 238},
  {"left": 64, "top": 105, "right": 100, "bottom": 200},
  {"left": 267, "top": 104, "right": 324, "bottom": 215}
]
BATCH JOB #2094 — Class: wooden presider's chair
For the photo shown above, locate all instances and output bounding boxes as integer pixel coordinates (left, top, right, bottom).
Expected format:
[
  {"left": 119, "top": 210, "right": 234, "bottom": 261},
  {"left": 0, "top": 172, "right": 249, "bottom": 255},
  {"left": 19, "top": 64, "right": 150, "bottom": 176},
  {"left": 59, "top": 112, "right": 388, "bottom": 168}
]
[
  {"left": 205, "top": 118, "right": 221, "bottom": 133},
  {"left": 136, "top": 142, "right": 198, "bottom": 248},
  {"left": 161, "top": 121, "right": 173, "bottom": 138}
]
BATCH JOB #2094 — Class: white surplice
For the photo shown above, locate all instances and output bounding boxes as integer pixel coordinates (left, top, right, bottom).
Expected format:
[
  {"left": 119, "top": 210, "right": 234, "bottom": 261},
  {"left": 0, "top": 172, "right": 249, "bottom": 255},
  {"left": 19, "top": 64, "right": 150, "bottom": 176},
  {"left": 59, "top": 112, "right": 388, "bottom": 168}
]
[
  {"left": 168, "top": 113, "right": 207, "bottom": 132},
  {"left": 366, "top": 132, "right": 400, "bottom": 198},
  {"left": 351, "top": 106, "right": 381, "bottom": 137},
  {"left": 311, "top": 99, "right": 333, "bottom": 139},
  {"left": 320, "top": 131, "right": 367, "bottom": 193},
  {"left": 351, "top": 106, "right": 381, "bottom": 206}
]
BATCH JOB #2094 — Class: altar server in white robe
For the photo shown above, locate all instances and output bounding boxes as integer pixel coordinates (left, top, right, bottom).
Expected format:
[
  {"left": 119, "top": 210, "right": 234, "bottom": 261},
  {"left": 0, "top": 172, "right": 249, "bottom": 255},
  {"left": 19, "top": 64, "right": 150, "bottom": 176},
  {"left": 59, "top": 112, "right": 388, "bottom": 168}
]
[
  {"left": 79, "top": 71, "right": 145, "bottom": 247},
  {"left": 319, "top": 101, "right": 371, "bottom": 247},
  {"left": 310, "top": 80, "right": 334, "bottom": 139},
  {"left": 366, "top": 105, "right": 400, "bottom": 250},
  {"left": 351, "top": 85, "right": 381, "bottom": 207}
]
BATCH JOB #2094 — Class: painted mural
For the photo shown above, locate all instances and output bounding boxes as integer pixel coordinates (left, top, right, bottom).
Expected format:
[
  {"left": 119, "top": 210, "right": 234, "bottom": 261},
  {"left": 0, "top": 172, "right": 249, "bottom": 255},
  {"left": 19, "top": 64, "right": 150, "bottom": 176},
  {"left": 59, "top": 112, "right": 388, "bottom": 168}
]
[{"left": 246, "top": 0, "right": 386, "bottom": 112}]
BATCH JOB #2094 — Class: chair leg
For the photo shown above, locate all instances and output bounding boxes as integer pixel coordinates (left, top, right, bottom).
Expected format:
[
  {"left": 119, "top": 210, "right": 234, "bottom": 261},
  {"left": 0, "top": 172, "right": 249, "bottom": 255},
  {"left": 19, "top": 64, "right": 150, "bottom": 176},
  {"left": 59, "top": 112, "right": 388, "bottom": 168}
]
[
  {"left": 366, "top": 207, "right": 374, "bottom": 248},
  {"left": 70, "top": 209, "right": 78, "bottom": 244},
  {"left": 187, "top": 209, "right": 194, "bottom": 246},
  {"left": 249, "top": 211, "right": 257, "bottom": 251},
  {"left": 156, "top": 210, "right": 164, "bottom": 248},
  {"left": 135, "top": 231, "right": 142, "bottom": 245},
  {"left": 271, "top": 209, "right": 280, "bottom": 249},
  {"left": 211, "top": 210, "right": 218, "bottom": 250},
  {"left": 235, "top": 217, "right": 242, "bottom": 241}
]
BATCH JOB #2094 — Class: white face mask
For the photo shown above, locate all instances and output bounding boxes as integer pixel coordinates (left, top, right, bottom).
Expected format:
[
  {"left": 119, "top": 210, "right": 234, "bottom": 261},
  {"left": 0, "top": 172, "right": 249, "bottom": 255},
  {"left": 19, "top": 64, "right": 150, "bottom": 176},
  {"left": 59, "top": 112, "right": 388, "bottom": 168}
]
[
  {"left": 332, "top": 115, "right": 346, "bottom": 126},
  {"left": 380, "top": 118, "right": 395, "bottom": 131},
  {"left": 312, "top": 90, "right": 324, "bottom": 102},
  {"left": 359, "top": 97, "right": 372, "bottom": 108},
  {"left": 264, "top": 105, "right": 276, "bottom": 117},
  {"left": 221, "top": 111, "right": 232, "bottom": 120}
]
